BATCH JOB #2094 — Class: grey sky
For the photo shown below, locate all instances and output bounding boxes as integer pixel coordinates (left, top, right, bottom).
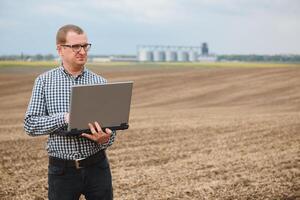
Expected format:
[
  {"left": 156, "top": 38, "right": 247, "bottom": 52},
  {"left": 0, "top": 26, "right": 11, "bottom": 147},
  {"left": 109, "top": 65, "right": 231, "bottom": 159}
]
[{"left": 0, "top": 0, "right": 299, "bottom": 55}]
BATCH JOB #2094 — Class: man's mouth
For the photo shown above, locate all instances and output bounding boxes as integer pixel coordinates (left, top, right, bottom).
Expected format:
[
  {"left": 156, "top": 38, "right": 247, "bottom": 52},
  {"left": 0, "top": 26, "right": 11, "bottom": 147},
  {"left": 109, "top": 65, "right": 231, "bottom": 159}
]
[{"left": 76, "top": 56, "right": 86, "bottom": 60}]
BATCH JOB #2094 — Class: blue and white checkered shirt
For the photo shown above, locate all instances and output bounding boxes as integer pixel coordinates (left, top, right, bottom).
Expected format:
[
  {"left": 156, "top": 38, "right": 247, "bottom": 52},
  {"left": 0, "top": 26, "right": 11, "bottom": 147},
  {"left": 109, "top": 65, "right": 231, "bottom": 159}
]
[{"left": 24, "top": 66, "right": 116, "bottom": 160}]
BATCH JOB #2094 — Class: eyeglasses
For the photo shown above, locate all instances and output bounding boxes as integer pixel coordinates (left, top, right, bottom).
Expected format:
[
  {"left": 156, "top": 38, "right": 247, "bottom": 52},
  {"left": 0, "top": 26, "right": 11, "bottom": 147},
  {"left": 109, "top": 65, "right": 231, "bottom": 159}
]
[{"left": 61, "top": 43, "right": 92, "bottom": 53}]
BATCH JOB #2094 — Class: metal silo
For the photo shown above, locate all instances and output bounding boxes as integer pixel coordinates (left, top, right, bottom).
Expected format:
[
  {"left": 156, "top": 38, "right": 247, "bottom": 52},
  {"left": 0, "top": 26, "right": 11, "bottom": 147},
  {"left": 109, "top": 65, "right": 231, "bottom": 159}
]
[
  {"left": 178, "top": 51, "right": 189, "bottom": 62},
  {"left": 165, "top": 51, "right": 177, "bottom": 62},
  {"left": 139, "top": 49, "right": 153, "bottom": 62},
  {"left": 153, "top": 51, "right": 165, "bottom": 62},
  {"left": 202, "top": 43, "right": 209, "bottom": 56},
  {"left": 189, "top": 51, "right": 198, "bottom": 62},
  {"left": 147, "top": 51, "right": 154, "bottom": 62}
]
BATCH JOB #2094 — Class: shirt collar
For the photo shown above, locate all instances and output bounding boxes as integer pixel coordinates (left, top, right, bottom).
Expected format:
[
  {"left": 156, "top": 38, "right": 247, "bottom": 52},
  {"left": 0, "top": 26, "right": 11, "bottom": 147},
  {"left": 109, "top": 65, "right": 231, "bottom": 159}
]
[{"left": 59, "top": 65, "right": 87, "bottom": 78}]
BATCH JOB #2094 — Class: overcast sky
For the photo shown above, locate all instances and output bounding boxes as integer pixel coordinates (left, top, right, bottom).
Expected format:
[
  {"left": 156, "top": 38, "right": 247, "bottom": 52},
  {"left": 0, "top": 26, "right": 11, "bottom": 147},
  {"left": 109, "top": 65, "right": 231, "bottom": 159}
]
[{"left": 0, "top": 0, "right": 299, "bottom": 55}]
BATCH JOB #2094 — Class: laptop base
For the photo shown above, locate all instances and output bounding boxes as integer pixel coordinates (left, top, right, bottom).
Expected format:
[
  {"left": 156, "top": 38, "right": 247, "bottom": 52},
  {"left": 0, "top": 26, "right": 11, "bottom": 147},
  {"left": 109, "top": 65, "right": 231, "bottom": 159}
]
[{"left": 60, "top": 123, "right": 129, "bottom": 136}]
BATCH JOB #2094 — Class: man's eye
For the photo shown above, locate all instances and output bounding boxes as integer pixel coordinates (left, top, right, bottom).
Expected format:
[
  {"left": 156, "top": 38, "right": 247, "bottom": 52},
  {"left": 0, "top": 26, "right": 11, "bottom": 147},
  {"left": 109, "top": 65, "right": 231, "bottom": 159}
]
[{"left": 72, "top": 45, "right": 81, "bottom": 49}]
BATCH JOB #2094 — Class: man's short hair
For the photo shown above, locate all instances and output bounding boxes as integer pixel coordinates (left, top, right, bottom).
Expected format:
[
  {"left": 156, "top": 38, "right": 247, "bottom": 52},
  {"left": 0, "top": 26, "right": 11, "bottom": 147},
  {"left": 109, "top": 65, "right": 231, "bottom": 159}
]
[{"left": 56, "top": 24, "right": 84, "bottom": 45}]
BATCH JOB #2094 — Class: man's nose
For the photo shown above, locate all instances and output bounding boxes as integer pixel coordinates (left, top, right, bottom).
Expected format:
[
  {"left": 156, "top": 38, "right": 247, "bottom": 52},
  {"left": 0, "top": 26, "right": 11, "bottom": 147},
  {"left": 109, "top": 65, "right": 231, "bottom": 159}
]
[{"left": 78, "top": 47, "right": 86, "bottom": 54}]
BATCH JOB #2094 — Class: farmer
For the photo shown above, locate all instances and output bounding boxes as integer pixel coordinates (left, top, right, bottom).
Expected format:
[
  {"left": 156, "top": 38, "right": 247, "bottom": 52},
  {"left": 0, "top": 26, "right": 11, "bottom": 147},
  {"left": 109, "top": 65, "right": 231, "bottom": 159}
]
[{"left": 24, "top": 24, "right": 115, "bottom": 200}]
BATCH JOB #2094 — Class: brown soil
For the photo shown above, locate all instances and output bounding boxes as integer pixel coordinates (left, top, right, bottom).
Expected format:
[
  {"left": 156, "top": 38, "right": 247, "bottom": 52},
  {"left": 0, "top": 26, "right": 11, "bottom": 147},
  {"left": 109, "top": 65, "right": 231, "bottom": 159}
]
[{"left": 0, "top": 66, "right": 299, "bottom": 200}]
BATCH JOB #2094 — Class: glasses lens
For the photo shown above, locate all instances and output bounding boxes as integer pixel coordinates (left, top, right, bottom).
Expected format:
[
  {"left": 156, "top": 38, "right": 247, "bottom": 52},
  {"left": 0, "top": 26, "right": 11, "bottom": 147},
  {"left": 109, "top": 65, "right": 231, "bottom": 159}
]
[
  {"left": 71, "top": 44, "right": 82, "bottom": 52},
  {"left": 83, "top": 44, "right": 91, "bottom": 51}
]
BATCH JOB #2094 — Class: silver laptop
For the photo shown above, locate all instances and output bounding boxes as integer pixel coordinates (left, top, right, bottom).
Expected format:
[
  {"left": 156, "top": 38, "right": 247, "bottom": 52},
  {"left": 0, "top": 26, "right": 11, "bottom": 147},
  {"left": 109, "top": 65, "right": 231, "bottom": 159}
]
[{"left": 65, "top": 81, "right": 133, "bottom": 136}]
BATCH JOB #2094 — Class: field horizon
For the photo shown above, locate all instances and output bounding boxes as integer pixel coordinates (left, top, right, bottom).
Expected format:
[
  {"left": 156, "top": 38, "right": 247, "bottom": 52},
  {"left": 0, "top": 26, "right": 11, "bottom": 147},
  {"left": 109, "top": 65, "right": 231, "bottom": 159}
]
[{"left": 1, "top": 60, "right": 300, "bottom": 69}]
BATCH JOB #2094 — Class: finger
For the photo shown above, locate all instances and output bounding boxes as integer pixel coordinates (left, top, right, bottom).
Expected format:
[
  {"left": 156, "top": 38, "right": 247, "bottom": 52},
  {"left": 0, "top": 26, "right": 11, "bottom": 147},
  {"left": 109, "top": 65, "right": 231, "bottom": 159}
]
[
  {"left": 88, "top": 123, "right": 97, "bottom": 134},
  {"left": 103, "top": 131, "right": 112, "bottom": 142},
  {"left": 105, "top": 128, "right": 112, "bottom": 134},
  {"left": 94, "top": 121, "right": 103, "bottom": 133},
  {"left": 81, "top": 133, "right": 95, "bottom": 140}
]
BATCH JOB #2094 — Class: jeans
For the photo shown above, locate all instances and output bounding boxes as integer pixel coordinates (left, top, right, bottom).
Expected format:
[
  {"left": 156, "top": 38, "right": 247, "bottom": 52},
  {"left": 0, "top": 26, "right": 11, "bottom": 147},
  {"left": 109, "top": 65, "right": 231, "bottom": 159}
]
[{"left": 48, "top": 156, "right": 113, "bottom": 200}]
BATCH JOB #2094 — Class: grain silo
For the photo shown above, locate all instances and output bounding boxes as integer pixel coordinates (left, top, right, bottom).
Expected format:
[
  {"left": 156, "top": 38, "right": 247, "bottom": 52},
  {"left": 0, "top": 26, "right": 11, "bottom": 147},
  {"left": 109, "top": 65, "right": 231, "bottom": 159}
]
[
  {"left": 165, "top": 50, "right": 177, "bottom": 62},
  {"left": 201, "top": 43, "right": 209, "bottom": 56},
  {"left": 189, "top": 51, "right": 198, "bottom": 62},
  {"left": 153, "top": 51, "right": 165, "bottom": 62},
  {"left": 138, "top": 45, "right": 205, "bottom": 62},
  {"left": 178, "top": 51, "right": 189, "bottom": 62},
  {"left": 139, "top": 49, "right": 153, "bottom": 62}
]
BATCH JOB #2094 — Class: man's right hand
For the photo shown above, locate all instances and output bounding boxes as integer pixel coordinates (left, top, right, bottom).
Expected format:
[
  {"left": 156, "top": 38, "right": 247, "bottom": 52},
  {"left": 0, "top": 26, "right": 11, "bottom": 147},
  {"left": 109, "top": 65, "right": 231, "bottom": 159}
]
[{"left": 64, "top": 113, "right": 70, "bottom": 124}]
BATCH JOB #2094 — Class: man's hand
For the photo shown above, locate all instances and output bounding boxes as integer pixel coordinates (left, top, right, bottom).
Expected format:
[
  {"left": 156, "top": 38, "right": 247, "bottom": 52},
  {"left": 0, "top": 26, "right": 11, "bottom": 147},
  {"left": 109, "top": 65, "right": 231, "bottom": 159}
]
[
  {"left": 81, "top": 122, "right": 112, "bottom": 144},
  {"left": 64, "top": 113, "right": 70, "bottom": 124}
]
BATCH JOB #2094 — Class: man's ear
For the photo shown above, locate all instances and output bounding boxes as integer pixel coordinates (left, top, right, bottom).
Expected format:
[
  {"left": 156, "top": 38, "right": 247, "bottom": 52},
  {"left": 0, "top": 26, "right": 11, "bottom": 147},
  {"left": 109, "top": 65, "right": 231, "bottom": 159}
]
[{"left": 57, "top": 45, "right": 63, "bottom": 56}]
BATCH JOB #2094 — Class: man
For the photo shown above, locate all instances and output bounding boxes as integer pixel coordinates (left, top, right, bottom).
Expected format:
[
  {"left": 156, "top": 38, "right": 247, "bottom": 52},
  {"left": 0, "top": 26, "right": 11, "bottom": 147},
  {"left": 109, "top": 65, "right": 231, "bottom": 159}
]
[{"left": 24, "top": 24, "right": 116, "bottom": 200}]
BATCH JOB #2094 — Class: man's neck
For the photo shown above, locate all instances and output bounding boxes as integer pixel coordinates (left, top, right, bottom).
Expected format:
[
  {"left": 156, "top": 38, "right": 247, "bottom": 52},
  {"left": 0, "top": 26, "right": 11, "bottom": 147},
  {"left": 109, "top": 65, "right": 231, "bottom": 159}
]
[{"left": 62, "top": 64, "right": 84, "bottom": 77}]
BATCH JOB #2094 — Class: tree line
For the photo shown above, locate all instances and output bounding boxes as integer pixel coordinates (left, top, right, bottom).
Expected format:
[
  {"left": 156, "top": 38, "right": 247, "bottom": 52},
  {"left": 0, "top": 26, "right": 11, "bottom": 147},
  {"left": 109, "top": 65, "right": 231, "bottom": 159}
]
[
  {"left": 217, "top": 54, "right": 300, "bottom": 62},
  {"left": 0, "top": 54, "right": 56, "bottom": 61}
]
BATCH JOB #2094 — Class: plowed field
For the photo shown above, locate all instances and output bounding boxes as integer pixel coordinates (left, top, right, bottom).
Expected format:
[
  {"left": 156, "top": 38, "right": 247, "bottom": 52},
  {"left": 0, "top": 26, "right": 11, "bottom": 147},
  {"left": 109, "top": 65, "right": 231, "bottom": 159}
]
[{"left": 0, "top": 64, "right": 299, "bottom": 200}]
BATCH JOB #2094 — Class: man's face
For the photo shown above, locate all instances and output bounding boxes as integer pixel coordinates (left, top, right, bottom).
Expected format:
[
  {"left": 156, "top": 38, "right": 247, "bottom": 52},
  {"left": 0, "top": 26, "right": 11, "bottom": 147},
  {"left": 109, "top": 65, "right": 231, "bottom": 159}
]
[{"left": 57, "top": 31, "right": 89, "bottom": 69}]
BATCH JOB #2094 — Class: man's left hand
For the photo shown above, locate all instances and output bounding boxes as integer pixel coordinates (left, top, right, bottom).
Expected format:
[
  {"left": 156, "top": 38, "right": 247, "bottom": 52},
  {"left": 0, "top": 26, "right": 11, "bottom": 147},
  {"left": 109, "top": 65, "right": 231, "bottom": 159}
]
[{"left": 81, "top": 122, "right": 112, "bottom": 144}]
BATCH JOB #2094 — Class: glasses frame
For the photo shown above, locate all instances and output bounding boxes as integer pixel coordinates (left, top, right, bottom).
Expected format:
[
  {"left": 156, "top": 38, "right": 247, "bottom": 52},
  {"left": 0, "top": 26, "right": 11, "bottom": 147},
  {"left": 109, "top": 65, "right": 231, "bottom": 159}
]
[{"left": 60, "top": 43, "right": 92, "bottom": 53}]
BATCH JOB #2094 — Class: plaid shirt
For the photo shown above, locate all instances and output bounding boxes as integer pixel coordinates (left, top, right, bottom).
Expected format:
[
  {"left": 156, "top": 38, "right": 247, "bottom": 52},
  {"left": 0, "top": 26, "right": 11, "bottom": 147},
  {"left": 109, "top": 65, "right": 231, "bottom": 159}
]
[{"left": 24, "top": 66, "right": 116, "bottom": 160}]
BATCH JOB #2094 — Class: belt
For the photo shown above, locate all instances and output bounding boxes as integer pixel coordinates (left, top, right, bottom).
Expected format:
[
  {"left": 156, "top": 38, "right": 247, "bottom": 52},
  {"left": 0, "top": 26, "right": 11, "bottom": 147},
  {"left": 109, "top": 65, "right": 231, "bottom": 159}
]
[{"left": 49, "top": 150, "right": 106, "bottom": 169}]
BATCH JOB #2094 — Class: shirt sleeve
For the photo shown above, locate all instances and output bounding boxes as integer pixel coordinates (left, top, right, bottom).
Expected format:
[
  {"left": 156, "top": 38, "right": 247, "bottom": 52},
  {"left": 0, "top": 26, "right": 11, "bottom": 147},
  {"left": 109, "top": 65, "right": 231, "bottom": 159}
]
[{"left": 24, "top": 76, "right": 67, "bottom": 136}]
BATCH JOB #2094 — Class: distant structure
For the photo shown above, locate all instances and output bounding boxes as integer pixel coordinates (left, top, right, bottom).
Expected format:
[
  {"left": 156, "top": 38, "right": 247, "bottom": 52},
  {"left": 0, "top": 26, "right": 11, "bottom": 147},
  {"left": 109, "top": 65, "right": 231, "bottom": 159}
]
[
  {"left": 91, "top": 55, "right": 136, "bottom": 62},
  {"left": 91, "top": 43, "right": 216, "bottom": 63},
  {"left": 201, "top": 43, "right": 209, "bottom": 56},
  {"left": 137, "top": 43, "right": 216, "bottom": 62}
]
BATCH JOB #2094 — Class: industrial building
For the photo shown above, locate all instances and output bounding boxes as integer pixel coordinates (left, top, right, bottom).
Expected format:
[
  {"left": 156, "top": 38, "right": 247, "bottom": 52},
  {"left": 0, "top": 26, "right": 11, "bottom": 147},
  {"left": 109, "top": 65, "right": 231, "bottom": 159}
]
[{"left": 137, "top": 43, "right": 214, "bottom": 62}]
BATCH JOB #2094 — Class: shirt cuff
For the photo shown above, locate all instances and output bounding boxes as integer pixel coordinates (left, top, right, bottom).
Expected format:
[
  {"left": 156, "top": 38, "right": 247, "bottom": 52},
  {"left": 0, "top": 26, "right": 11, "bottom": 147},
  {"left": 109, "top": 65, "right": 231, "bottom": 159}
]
[{"left": 56, "top": 113, "right": 68, "bottom": 128}]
